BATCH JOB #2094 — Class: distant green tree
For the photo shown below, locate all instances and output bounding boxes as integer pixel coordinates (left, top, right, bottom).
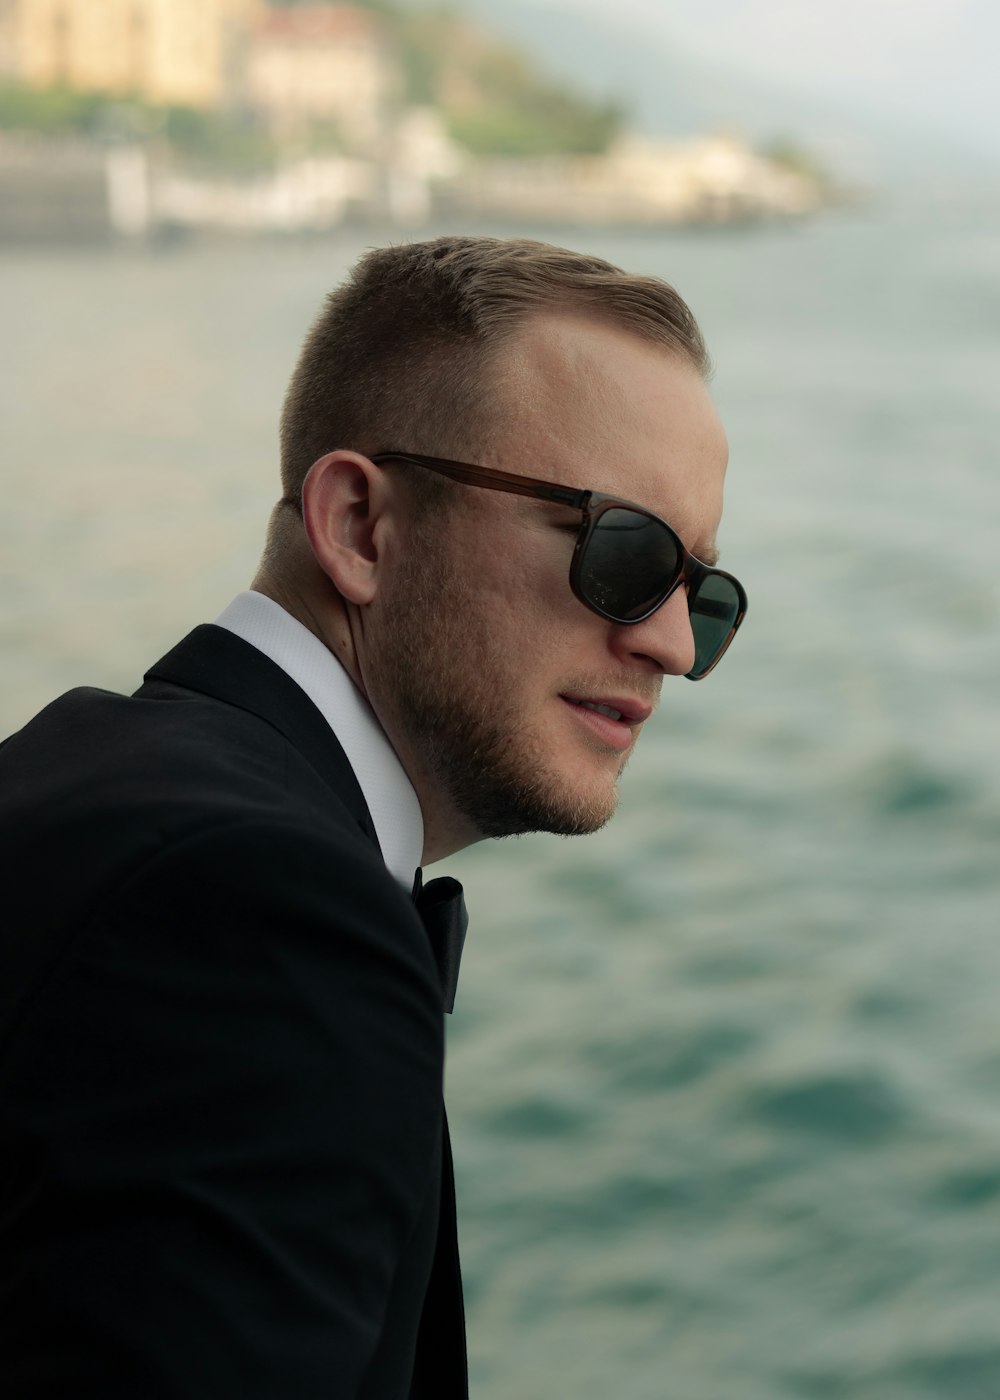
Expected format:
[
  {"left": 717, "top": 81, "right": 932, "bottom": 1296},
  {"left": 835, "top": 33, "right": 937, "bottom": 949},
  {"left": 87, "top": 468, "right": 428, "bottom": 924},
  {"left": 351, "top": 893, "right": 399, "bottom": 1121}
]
[
  {"left": 396, "top": 6, "right": 623, "bottom": 155},
  {"left": 0, "top": 81, "right": 105, "bottom": 136},
  {"left": 395, "top": 7, "right": 457, "bottom": 106},
  {"left": 0, "top": 80, "right": 276, "bottom": 171},
  {"left": 161, "top": 106, "right": 277, "bottom": 172},
  {"left": 762, "top": 136, "right": 828, "bottom": 186}
]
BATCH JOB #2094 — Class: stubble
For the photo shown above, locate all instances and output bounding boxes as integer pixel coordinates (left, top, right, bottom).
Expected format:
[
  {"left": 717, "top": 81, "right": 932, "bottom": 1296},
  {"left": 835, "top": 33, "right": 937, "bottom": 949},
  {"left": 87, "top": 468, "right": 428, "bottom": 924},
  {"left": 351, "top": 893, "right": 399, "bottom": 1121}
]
[{"left": 365, "top": 529, "right": 622, "bottom": 841}]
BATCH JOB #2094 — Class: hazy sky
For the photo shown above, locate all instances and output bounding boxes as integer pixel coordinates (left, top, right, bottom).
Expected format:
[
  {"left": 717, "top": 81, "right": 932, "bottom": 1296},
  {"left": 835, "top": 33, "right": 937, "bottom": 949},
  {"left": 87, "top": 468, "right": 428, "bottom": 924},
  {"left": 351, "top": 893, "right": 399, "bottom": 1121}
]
[{"left": 531, "top": 0, "right": 998, "bottom": 153}]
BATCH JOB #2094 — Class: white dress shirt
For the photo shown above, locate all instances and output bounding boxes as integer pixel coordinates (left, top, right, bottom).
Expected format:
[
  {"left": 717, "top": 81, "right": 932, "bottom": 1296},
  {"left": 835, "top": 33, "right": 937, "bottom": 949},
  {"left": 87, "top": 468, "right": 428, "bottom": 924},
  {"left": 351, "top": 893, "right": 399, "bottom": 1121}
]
[{"left": 214, "top": 591, "right": 423, "bottom": 888}]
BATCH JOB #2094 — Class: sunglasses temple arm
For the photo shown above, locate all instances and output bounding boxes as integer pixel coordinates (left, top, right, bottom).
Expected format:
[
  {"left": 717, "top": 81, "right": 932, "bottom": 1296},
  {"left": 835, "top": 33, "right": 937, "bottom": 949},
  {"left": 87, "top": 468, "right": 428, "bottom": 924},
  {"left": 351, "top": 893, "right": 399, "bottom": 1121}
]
[{"left": 373, "top": 453, "right": 590, "bottom": 510}]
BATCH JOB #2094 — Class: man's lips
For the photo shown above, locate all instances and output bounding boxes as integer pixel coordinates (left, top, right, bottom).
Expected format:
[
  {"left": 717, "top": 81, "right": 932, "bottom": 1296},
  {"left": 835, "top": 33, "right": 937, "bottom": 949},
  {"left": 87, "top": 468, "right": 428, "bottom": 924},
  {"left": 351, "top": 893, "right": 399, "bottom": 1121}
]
[
  {"left": 559, "top": 692, "right": 653, "bottom": 751},
  {"left": 560, "top": 692, "right": 653, "bottom": 725}
]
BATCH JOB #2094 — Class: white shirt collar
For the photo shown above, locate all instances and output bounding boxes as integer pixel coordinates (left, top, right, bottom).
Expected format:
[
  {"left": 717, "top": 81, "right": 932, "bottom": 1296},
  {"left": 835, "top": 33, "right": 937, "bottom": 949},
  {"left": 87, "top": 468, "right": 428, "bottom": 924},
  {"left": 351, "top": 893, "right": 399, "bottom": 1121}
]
[{"left": 213, "top": 591, "right": 423, "bottom": 888}]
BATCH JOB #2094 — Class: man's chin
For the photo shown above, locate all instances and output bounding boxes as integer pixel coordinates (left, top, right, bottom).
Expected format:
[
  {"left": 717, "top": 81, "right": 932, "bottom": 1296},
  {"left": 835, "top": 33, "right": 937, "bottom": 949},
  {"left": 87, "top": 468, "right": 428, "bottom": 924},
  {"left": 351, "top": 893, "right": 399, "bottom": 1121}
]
[{"left": 467, "top": 775, "right": 620, "bottom": 841}]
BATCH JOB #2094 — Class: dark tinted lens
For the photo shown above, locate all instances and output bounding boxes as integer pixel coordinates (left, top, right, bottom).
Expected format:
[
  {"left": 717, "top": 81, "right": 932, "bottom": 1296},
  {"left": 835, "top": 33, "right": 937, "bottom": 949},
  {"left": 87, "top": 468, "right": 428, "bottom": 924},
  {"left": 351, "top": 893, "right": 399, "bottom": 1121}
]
[
  {"left": 579, "top": 508, "right": 682, "bottom": 621},
  {"left": 688, "top": 572, "right": 742, "bottom": 678}
]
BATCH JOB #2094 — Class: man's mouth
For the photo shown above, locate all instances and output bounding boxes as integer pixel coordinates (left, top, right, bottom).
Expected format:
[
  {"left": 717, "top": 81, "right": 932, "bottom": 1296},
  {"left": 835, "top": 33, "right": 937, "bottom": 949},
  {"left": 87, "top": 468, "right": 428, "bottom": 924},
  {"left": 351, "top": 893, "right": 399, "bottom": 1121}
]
[
  {"left": 559, "top": 693, "right": 654, "bottom": 751},
  {"left": 561, "top": 693, "right": 653, "bottom": 726},
  {"left": 576, "top": 700, "right": 625, "bottom": 722}
]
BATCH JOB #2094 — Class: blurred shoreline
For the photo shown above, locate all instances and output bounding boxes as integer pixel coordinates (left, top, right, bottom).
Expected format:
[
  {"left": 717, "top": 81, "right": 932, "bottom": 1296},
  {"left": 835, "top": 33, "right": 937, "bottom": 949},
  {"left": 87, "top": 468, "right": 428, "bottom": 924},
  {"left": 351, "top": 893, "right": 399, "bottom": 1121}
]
[{"left": 0, "top": 130, "right": 840, "bottom": 246}]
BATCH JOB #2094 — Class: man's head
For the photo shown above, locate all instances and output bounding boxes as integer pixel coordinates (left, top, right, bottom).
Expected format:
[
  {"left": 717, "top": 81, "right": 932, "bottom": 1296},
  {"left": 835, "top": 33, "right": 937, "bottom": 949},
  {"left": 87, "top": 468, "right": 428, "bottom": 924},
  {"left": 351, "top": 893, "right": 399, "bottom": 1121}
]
[{"left": 258, "top": 237, "right": 734, "bottom": 861}]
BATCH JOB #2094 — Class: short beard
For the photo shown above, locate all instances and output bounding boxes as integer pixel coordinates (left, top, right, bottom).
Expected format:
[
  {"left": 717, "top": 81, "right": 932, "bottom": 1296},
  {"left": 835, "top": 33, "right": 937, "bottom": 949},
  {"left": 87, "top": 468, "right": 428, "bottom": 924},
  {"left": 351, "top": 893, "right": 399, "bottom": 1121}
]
[
  {"left": 412, "top": 689, "right": 620, "bottom": 840},
  {"left": 365, "top": 526, "right": 621, "bottom": 841}
]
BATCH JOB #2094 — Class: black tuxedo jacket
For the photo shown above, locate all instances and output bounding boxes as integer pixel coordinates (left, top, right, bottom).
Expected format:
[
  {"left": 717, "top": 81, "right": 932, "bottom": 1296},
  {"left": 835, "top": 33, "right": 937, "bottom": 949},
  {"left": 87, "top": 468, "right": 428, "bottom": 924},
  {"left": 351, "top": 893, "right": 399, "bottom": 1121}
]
[{"left": 0, "top": 625, "right": 467, "bottom": 1399}]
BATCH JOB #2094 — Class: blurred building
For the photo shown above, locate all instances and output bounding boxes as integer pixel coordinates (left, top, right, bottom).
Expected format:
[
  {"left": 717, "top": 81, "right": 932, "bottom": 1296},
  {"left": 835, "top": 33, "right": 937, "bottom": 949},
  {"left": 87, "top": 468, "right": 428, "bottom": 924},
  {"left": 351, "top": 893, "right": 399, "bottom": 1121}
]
[
  {"left": 452, "top": 132, "right": 825, "bottom": 227},
  {"left": 0, "top": 0, "right": 257, "bottom": 108},
  {"left": 246, "top": 5, "right": 395, "bottom": 150}
]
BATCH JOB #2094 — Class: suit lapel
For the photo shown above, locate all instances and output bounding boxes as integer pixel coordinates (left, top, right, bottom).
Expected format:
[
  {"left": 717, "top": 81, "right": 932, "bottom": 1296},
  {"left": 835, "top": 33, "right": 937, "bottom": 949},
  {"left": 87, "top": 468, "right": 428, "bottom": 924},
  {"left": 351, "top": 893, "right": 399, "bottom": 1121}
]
[{"left": 138, "top": 624, "right": 378, "bottom": 847}]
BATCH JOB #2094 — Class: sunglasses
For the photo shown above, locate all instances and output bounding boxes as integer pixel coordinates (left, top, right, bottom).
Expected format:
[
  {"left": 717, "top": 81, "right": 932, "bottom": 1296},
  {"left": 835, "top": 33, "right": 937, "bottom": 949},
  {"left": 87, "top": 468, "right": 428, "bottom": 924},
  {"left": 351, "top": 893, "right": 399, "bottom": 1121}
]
[{"left": 371, "top": 452, "right": 747, "bottom": 680}]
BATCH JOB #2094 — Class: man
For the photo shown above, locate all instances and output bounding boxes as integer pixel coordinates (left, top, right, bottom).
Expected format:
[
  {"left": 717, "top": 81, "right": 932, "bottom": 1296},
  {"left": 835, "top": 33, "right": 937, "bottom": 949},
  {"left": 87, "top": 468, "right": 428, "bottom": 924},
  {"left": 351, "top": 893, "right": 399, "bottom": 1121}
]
[{"left": 0, "top": 237, "right": 746, "bottom": 1398}]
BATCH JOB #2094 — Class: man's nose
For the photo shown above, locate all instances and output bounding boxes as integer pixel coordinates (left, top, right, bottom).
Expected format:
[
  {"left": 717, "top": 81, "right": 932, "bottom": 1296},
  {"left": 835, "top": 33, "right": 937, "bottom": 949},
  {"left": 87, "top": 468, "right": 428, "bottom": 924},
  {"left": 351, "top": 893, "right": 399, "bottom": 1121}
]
[{"left": 609, "top": 586, "right": 696, "bottom": 677}]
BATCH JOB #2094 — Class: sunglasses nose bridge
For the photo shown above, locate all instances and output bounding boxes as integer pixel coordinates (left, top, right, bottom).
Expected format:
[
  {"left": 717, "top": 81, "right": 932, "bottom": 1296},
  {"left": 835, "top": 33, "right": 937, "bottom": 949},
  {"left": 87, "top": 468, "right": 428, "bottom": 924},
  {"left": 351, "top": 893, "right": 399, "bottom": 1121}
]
[{"left": 678, "top": 550, "right": 708, "bottom": 595}]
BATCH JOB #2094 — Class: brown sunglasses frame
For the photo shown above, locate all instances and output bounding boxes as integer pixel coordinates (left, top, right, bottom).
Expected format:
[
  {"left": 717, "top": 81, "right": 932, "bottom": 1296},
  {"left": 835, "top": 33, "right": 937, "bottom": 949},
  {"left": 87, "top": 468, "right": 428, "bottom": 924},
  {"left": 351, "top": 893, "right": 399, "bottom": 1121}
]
[{"left": 370, "top": 451, "right": 747, "bottom": 679}]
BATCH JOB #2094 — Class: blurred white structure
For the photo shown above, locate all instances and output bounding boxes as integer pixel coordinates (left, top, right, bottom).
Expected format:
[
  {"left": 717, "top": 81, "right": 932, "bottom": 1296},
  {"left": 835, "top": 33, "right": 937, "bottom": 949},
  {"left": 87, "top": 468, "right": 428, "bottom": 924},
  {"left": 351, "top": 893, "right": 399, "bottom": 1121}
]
[
  {"left": 105, "top": 144, "right": 151, "bottom": 234},
  {"left": 606, "top": 133, "right": 822, "bottom": 219},
  {"left": 155, "top": 155, "right": 375, "bottom": 232},
  {"left": 456, "top": 132, "right": 824, "bottom": 226}
]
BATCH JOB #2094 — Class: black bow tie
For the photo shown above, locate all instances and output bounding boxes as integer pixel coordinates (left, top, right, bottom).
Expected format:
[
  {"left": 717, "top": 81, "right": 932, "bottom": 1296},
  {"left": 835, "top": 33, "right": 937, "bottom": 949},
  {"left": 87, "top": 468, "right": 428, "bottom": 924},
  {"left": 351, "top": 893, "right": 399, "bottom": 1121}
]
[{"left": 412, "top": 870, "right": 468, "bottom": 1014}]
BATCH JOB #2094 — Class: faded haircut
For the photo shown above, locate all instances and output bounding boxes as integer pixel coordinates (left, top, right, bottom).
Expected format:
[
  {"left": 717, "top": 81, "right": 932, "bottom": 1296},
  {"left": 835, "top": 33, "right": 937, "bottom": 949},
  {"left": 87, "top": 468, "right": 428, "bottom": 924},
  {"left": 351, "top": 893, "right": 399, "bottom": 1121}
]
[{"left": 277, "top": 236, "right": 710, "bottom": 516}]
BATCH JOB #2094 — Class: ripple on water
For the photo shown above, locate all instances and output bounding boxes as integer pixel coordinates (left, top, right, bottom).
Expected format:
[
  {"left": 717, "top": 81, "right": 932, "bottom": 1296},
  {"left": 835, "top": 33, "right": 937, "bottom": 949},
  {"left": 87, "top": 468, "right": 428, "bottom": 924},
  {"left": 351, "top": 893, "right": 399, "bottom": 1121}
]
[
  {"left": 582, "top": 1021, "right": 761, "bottom": 1094},
  {"left": 930, "top": 1167, "right": 1000, "bottom": 1210},
  {"left": 481, "top": 1094, "right": 595, "bottom": 1139},
  {"left": 785, "top": 1343, "right": 1000, "bottom": 1400},
  {"left": 743, "top": 1070, "right": 907, "bottom": 1147}
]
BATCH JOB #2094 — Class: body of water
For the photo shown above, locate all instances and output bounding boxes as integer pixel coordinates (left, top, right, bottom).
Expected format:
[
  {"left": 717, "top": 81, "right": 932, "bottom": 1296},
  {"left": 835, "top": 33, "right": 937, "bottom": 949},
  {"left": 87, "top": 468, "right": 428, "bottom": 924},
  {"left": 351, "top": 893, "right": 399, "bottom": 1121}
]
[{"left": 2, "top": 203, "right": 999, "bottom": 1398}]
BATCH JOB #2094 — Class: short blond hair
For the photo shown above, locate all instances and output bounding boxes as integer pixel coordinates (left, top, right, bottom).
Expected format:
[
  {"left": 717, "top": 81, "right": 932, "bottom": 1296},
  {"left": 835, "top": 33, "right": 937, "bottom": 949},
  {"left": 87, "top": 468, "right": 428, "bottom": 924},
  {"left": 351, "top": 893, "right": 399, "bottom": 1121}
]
[{"left": 278, "top": 236, "right": 709, "bottom": 511}]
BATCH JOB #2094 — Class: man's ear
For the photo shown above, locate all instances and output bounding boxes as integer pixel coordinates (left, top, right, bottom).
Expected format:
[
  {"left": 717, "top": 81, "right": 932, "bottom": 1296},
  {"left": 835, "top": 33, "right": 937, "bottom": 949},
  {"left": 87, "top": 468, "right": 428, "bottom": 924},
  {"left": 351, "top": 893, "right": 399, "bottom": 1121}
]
[{"left": 301, "top": 451, "right": 393, "bottom": 605}]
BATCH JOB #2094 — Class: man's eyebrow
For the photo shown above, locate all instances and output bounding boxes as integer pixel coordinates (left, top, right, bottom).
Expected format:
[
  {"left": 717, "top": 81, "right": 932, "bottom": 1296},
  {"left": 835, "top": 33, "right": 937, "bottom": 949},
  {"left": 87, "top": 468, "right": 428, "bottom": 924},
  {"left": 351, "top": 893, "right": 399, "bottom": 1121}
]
[{"left": 697, "top": 542, "right": 720, "bottom": 567}]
